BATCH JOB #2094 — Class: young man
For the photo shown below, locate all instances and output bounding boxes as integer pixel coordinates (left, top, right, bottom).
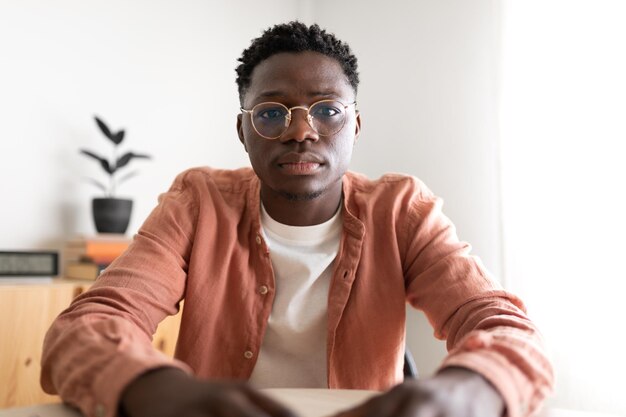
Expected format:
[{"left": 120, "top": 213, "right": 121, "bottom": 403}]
[{"left": 42, "top": 22, "right": 553, "bottom": 417}]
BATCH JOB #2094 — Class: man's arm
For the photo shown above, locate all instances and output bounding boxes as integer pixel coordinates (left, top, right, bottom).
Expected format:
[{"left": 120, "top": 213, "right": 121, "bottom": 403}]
[
  {"left": 338, "top": 192, "right": 553, "bottom": 417},
  {"left": 41, "top": 176, "right": 198, "bottom": 417}
]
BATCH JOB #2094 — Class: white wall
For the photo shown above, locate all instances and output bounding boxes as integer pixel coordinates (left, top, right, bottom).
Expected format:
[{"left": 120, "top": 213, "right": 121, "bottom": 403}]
[
  {"left": 0, "top": 0, "right": 303, "bottom": 249},
  {"left": 500, "top": 1, "right": 626, "bottom": 415},
  {"left": 1, "top": 0, "right": 501, "bottom": 396}
]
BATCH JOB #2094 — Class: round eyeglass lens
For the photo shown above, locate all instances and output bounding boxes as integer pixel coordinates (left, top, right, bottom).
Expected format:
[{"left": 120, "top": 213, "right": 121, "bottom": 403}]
[
  {"left": 309, "top": 100, "right": 347, "bottom": 136},
  {"left": 252, "top": 103, "right": 290, "bottom": 139}
]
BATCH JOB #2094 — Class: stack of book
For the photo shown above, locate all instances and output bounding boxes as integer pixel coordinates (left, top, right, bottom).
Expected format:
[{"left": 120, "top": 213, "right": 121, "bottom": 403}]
[{"left": 63, "top": 234, "right": 132, "bottom": 280}]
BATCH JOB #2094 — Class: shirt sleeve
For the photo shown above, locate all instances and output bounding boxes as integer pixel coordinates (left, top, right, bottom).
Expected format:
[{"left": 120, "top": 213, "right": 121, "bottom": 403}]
[
  {"left": 40, "top": 171, "right": 200, "bottom": 417},
  {"left": 402, "top": 194, "right": 554, "bottom": 417}
]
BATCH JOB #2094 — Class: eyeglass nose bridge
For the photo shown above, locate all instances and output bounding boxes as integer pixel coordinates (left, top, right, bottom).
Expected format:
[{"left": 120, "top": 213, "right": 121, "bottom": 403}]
[{"left": 284, "top": 105, "right": 314, "bottom": 128}]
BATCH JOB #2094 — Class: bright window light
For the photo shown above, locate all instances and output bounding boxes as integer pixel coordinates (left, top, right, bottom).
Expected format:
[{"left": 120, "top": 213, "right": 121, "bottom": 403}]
[{"left": 500, "top": 1, "right": 626, "bottom": 414}]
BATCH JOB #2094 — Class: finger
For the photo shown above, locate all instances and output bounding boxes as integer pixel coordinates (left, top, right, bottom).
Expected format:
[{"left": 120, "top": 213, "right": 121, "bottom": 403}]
[{"left": 243, "top": 386, "right": 299, "bottom": 417}]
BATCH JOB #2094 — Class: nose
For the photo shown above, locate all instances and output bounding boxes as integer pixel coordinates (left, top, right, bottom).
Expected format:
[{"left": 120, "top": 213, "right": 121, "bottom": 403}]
[{"left": 279, "top": 108, "right": 319, "bottom": 143}]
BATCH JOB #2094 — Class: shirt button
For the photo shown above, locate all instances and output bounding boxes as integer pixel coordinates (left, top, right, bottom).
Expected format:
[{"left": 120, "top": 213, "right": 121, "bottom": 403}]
[
  {"left": 95, "top": 404, "right": 105, "bottom": 417},
  {"left": 244, "top": 350, "right": 254, "bottom": 359},
  {"left": 255, "top": 235, "right": 262, "bottom": 245},
  {"left": 259, "top": 285, "right": 269, "bottom": 295}
]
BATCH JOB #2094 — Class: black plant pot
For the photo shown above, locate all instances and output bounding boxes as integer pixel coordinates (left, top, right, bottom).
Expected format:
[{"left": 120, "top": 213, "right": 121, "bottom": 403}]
[{"left": 92, "top": 198, "right": 133, "bottom": 234}]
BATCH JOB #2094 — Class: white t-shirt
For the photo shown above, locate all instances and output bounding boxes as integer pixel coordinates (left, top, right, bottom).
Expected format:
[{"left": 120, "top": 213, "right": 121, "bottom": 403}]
[{"left": 248, "top": 204, "right": 342, "bottom": 388}]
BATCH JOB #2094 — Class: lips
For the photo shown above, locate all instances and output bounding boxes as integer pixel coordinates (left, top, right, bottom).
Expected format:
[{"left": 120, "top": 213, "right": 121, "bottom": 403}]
[
  {"left": 276, "top": 152, "right": 324, "bottom": 175},
  {"left": 279, "top": 162, "right": 321, "bottom": 175}
]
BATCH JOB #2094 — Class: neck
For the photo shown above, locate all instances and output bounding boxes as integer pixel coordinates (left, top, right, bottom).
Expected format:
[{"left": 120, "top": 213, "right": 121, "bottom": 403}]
[{"left": 260, "top": 181, "right": 343, "bottom": 226}]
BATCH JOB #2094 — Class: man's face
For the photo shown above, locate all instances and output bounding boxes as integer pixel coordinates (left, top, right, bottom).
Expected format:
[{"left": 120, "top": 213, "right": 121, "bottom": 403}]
[{"left": 237, "top": 51, "right": 360, "bottom": 202}]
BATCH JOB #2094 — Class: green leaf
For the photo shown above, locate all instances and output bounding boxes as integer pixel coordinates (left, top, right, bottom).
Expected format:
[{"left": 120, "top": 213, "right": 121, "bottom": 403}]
[
  {"left": 80, "top": 149, "right": 113, "bottom": 174},
  {"left": 115, "top": 152, "right": 151, "bottom": 170},
  {"left": 112, "top": 130, "right": 125, "bottom": 145},
  {"left": 94, "top": 116, "right": 114, "bottom": 141}
]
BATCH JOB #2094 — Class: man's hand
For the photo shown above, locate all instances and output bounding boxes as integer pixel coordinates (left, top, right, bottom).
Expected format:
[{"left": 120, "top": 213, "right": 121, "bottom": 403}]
[
  {"left": 334, "top": 367, "right": 504, "bottom": 417},
  {"left": 120, "top": 367, "right": 297, "bottom": 417}
]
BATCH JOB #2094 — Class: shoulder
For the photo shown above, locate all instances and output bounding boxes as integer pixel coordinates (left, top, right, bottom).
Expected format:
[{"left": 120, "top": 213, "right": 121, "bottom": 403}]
[
  {"left": 343, "top": 172, "right": 445, "bottom": 253},
  {"left": 157, "top": 167, "right": 256, "bottom": 209},
  {"left": 344, "top": 171, "right": 435, "bottom": 203},
  {"left": 169, "top": 166, "right": 256, "bottom": 193}
]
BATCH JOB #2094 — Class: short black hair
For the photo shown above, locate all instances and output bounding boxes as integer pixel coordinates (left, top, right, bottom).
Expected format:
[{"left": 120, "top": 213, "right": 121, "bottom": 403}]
[{"left": 235, "top": 21, "right": 359, "bottom": 103}]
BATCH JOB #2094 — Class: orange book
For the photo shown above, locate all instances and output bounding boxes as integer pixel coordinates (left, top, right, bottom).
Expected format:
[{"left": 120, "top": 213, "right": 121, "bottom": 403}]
[
  {"left": 65, "top": 235, "right": 132, "bottom": 264},
  {"left": 85, "top": 241, "right": 129, "bottom": 256}
]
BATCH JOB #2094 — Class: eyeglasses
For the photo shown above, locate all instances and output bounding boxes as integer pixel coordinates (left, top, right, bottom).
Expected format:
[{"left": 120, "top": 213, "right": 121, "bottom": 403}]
[{"left": 240, "top": 99, "right": 357, "bottom": 140}]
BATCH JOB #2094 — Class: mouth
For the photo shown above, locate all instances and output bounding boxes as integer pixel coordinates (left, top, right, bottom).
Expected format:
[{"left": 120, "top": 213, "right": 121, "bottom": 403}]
[
  {"left": 276, "top": 153, "right": 324, "bottom": 175},
  {"left": 278, "top": 161, "right": 322, "bottom": 175}
]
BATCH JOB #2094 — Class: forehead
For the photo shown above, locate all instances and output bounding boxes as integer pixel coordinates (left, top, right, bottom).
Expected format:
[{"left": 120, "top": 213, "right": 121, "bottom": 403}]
[{"left": 244, "top": 51, "right": 354, "bottom": 105}]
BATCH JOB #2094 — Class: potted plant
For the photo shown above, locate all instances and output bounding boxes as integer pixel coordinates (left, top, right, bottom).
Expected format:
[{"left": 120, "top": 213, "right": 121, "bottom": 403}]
[{"left": 80, "top": 116, "right": 151, "bottom": 234}]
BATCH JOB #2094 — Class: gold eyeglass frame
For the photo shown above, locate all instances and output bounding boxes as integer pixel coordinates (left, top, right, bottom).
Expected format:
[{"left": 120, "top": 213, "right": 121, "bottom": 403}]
[{"left": 240, "top": 99, "right": 357, "bottom": 140}]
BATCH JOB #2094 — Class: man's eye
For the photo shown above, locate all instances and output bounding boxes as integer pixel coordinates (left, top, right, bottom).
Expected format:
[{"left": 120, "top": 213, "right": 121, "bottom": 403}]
[
  {"left": 312, "top": 106, "right": 341, "bottom": 118},
  {"left": 258, "top": 109, "right": 286, "bottom": 120}
]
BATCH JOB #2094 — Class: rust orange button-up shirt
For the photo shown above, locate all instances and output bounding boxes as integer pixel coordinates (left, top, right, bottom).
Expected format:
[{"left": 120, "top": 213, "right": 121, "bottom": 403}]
[{"left": 41, "top": 167, "right": 553, "bottom": 417}]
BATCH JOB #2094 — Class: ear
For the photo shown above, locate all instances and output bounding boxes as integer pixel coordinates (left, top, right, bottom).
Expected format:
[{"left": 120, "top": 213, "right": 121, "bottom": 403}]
[
  {"left": 353, "top": 111, "right": 362, "bottom": 144},
  {"left": 237, "top": 114, "right": 248, "bottom": 152}
]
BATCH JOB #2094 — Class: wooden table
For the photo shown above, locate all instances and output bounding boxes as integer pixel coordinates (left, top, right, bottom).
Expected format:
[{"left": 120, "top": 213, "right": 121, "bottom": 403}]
[{"left": 0, "top": 389, "right": 620, "bottom": 417}]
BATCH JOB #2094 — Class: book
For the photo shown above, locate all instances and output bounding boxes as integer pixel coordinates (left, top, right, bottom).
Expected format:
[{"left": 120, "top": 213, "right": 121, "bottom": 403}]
[
  {"left": 62, "top": 235, "right": 131, "bottom": 279},
  {"left": 64, "top": 261, "right": 106, "bottom": 280},
  {"left": 63, "top": 234, "right": 132, "bottom": 264},
  {"left": 63, "top": 248, "right": 125, "bottom": 265}
]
